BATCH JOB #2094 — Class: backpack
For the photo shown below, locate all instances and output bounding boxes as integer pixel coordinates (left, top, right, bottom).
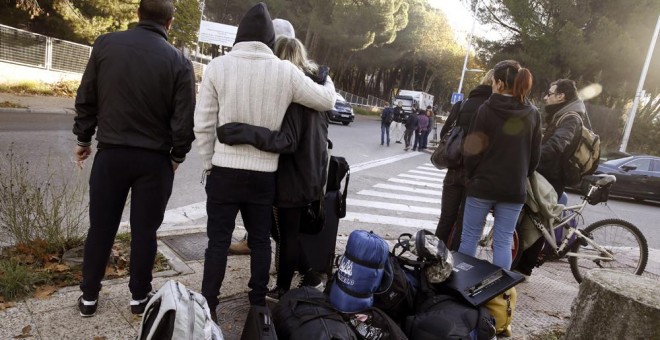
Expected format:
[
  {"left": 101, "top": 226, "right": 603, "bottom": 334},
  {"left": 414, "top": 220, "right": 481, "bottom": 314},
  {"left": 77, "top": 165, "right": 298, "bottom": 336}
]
[
  {"left": 404, "top": 294, "right": 496, "bottom": 340},
  {"left": 557, "top": 113, "right": 601, "bottom": 185},
  {"left": 327, "top": 155, "right": 350, "bottom": 218},
  {"left": 346, "top": 307, "right": 409, "bottom": 340},
  {"left": 137, "top": 280, "right": 223, "bottom": 340},
  {"left": 372, "top": 254, "right": 418, "bottom": 324},
  {"left": 484, "top": 288, "right": 517, "bottom": 337},
  {"left": 272, "top": 287, "right": 358, "bottom": 340},
  {"left": 382, "top": 107, "right": 394, "bottom": 125}
]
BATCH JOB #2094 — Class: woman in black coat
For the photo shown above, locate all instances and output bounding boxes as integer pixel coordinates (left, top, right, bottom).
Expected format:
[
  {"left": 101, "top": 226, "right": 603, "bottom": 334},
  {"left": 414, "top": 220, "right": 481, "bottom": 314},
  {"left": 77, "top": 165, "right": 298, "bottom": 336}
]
[
  {"left": 434, "top": 70, "right": 493, "bottom": 250},
  {"left": 458, "top": 60, "right": 542, "bottom": 270}
]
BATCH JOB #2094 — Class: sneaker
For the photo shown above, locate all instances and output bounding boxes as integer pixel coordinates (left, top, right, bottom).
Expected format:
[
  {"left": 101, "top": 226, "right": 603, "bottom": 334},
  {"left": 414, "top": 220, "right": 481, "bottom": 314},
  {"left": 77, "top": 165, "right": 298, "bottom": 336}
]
[
  {"left": 78, "top": 296, "right": 98, "bottom": 317},
  {"left": 412, "top": 148, "right": 417, "bottom": 151},
  {"left": 395, "top": 141, "right": 402, "bottom": 144},
  {"left": 130, "top": 292, "right": 154, "bottom": 315},
  {"left": 380, "top": 142, "right": 384, "bottom": 146},
  {"left": 265, "top": 286, "right": 286, "bottom": 303},
  {"left": 229, "top": 238, "right": 251, "bottom": 255}
]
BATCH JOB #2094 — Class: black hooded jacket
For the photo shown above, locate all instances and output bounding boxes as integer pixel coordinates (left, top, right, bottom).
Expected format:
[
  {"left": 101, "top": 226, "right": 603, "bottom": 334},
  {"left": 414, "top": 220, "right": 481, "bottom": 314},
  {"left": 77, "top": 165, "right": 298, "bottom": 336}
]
[
  {"left": 463, "top": 94, "right": 542, "bottom": 203},
  {"left": 217, "top": 69, "right": 330, "bottom": 207},
  {"left": 537, "top": 99, "right": 588, "bottom": 195}
]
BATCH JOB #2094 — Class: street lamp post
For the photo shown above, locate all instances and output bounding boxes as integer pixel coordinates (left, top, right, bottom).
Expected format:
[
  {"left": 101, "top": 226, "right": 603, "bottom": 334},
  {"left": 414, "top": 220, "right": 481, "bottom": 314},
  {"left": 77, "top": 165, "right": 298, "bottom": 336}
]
[
  {"left": 619, "top": 15, "right": 660, "bottom": 153},
  {"left": 456, "top": 0, "right": 480, "bottom": 95}
]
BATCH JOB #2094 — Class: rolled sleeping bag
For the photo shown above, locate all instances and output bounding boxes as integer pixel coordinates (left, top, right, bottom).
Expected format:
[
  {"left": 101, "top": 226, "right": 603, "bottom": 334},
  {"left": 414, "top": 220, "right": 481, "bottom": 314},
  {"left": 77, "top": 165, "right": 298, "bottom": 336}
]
[{"left": 329, "top": 230, "right": 390, "bottom": 312}]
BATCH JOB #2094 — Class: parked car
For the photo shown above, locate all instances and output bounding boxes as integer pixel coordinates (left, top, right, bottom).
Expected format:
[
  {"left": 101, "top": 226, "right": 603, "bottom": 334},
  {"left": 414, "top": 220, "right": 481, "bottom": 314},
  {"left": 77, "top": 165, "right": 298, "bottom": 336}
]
[
  {"left": 591, "top": 155, "right": 660, "bottom": 201},
  {"left": 328, "top": 93, "right": 354, "bottom": 126}
]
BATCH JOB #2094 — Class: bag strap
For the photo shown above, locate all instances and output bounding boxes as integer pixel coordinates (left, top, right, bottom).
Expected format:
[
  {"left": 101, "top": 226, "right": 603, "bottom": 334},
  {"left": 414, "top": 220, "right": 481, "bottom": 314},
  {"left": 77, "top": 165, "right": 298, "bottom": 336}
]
[
  {"left": 289, "top": 298, "right": 345, "bottom": 324},
  {"left": 556, "top": 112, "right": 583, "bottom": 128},
  {"left": 338, "top": 167, "right": 350, "bottom": 217}
]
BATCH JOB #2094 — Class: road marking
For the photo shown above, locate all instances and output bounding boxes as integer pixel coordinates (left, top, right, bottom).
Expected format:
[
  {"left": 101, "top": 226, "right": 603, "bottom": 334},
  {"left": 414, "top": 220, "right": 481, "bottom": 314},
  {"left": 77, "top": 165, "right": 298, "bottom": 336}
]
[
  {"left": 374, "top": 183, "right": 441, "bottom": 196},
  {"left": 388, "top": 177, "right": 443, "bottom": 189},
  {"left": 347, "top": 198, "right": 441, "bottom": 215},
  {"left": 398, "top": 173, "right": 444, "bottom": 182},
  {"left": 358, "top": 189, "right": 441, "bottom": 203},
  {"left": 418, "top": 166, "right": 441, "bottom": 172},
  {"left": 343, "top": 212, "right": 437, "bottom": 230},
  {"left": 409, "top": 169, "right": 445, "bottom": 177},
  {"left": 351, "top": 152, "right": 424, "bottom": 173}
]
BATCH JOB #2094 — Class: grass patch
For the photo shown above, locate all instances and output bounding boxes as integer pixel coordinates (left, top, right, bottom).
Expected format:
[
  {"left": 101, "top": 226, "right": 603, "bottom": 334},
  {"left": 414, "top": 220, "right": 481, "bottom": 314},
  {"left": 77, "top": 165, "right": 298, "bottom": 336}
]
[
  {"left": 0, "top": 101, "right": 27, "bottom": 109},
  {"left": 354, "top": 106, "right": 381, "bottom": 116},
  {"left": 0, "top": 258, "right": 46, "bottom": 301},
  {"left": 0, "top": 80, "right": 79, "bottom": 97}
]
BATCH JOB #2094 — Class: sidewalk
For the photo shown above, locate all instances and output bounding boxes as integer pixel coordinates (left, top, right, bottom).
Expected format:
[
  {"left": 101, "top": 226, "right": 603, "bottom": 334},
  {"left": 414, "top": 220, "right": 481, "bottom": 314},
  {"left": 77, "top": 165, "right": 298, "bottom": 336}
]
[
  {"left": 0, "top": 225, "right": 578, "bottom": 340},
  {"left": 0, "top": 93, "right": 75, "bottom": 114}
]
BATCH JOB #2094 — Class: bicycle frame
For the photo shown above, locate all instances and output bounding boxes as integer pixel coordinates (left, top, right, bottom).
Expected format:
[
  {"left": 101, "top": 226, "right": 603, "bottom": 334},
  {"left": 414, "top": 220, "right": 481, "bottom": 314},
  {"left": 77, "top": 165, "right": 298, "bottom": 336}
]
[{"left": 526, "top": 185, "right": 615, "bottom": 262}]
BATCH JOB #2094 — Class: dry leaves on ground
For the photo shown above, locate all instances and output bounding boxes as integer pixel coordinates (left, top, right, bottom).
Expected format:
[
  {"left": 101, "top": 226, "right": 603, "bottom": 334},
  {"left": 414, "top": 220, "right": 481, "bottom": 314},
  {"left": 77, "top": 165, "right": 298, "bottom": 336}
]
[
  {"left": 13, "top": 325, "right": 32, "bottom": 339},
  {"left": 33, "top": 286, "right": 57, "bottom": 300}
]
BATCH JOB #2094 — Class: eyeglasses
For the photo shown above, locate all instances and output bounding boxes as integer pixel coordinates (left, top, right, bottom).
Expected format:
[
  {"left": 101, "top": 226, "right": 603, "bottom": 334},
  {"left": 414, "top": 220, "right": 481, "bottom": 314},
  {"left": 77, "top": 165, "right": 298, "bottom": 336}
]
[{"left": 546, "top": 91, "right": 558, "bottom": 97}]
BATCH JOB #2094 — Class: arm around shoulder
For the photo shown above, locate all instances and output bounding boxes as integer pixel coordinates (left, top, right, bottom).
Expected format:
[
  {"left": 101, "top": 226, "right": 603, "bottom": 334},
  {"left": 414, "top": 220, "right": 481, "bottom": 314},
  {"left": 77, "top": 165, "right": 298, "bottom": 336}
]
[{"left": 290, "top": 66, "right": 336, "bottom": 112}]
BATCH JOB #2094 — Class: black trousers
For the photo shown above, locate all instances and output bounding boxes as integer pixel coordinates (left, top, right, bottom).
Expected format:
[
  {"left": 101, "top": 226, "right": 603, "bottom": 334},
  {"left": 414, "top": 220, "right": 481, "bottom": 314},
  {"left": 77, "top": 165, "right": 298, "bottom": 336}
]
[
  {"left": 434, "top": 168, "right": 466, "bottom": 251},
  {"left": 404, "top": 128, "right": 415, "bottom": 147},
  {"left": 80, "top": 148, "right": 173, "bottom": 301},
  {"left": 275, "top": 207, "right": 312, "bottom": 292},
  {"left": 202, "top": 167, "right": 275, "bottom": 307}
]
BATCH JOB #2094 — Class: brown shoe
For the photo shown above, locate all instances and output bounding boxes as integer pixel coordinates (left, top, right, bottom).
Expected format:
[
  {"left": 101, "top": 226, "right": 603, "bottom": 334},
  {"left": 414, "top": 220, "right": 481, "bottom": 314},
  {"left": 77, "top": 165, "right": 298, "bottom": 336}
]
[{"left": 229, "top": 238, "right": 251, "bottom": 255}]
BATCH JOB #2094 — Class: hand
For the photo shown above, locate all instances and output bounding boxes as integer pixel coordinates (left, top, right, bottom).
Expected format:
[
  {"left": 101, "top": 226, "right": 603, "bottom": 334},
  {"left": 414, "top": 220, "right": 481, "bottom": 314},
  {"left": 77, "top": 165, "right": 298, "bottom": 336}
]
[
  {"left": 171, "top": 160, "right": 179, "bottom": 172},
  {"left": 73, "top": 145, "right": 92, "bottom": 169}
]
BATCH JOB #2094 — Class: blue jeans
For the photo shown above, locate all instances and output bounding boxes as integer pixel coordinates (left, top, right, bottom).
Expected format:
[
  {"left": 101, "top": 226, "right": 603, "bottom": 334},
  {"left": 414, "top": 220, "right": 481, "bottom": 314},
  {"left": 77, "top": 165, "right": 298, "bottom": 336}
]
[
  {"left": 381, "top": 123, "right": 390, "bottom": 145},
  {"left": 459, "top": 196, "right": 523, "bottom": 270}
]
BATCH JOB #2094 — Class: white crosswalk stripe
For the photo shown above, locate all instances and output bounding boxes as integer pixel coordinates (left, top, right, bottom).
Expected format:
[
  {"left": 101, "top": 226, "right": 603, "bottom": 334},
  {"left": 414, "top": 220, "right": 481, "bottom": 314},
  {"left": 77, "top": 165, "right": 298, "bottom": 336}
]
[{"left": 344, "top": 166, "right": 448, "bottom": 231}]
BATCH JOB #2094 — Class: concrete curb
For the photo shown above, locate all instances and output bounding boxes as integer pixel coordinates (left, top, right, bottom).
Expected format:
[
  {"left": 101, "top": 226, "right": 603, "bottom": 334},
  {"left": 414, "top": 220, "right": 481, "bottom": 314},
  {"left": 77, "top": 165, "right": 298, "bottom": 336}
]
[{"left": 0, "top": 107, "right": 75, "bottom": 115}]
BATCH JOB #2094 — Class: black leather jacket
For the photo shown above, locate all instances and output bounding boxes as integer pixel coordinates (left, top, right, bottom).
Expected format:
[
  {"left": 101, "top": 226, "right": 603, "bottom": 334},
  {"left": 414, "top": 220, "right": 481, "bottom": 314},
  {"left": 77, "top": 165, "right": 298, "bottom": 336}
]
[
  {"left": 217, "top": 70, "right": 329, "bottom": 207},
  {"left": 73, "top": 21, "right": 196, "bottom": 162}
]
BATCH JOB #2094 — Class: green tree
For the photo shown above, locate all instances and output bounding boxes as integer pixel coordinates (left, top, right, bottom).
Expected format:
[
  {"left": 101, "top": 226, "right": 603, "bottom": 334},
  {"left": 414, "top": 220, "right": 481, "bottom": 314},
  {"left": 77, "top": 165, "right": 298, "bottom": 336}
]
[{"left": 171, "top": 0, "right": 202, "bottom": 49}]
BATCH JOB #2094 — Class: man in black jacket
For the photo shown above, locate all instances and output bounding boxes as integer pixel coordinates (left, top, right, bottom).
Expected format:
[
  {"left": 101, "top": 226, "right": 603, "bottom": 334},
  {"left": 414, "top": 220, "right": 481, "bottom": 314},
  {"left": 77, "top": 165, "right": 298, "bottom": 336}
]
[
  {"left": 72, "top": 0, "right": 195, "bottom": 317},
  {"left": 514, "top": 79, "right": 587, "bottom": 276}
]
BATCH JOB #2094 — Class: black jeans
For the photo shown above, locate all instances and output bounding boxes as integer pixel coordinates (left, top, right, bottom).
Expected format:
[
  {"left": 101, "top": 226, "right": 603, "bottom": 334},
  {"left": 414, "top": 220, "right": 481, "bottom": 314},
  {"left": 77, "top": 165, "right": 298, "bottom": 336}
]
[
  {"left": 434, "top": 168, "right": 466, "bottom": 251},
  {"left": 275, "top": 207, "right": 312, "bottom": 292},
  {"left": 404, "top": 129, "right": 415, "bottom": 147},
  {"left": 202, "top": 167, "right": 275, "bottom": 307},
  {"left": 80, "top": 148, "right": 173, "bottom": 301}
]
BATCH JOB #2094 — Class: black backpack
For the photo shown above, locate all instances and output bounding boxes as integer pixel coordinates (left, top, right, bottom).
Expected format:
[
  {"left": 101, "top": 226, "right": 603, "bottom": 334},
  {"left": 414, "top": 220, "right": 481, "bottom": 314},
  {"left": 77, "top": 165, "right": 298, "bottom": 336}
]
[
  {"left": 346, "top": 307, "right": 408, "bottom": 340},
  {"left": 373, "top": 254, "right": 418, "bottom": 325},
  {"left": 326, "top": 155, "right": 350, "bottom": 218},
  {"left": 381, "top": 108, "right": 394, "bottom": 125},
  {"left": 405, "top": 294, "right": 496, "bottom": 340},
  {"left": 272, "top": 287, "right": 358, "bottom": 340}
]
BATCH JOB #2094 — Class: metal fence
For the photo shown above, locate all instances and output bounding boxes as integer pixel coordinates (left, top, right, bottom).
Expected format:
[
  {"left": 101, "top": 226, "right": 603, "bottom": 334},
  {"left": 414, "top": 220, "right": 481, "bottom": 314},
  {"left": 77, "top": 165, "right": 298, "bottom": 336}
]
[
  {"left": 0, "top": 24, "right": 207, "bottom": 80},
  {"left": 0, "top": 24, "right": 90, "bottom": 74},
  {"left": 337, "top": 89, "right": 388, "bottom": 108}
]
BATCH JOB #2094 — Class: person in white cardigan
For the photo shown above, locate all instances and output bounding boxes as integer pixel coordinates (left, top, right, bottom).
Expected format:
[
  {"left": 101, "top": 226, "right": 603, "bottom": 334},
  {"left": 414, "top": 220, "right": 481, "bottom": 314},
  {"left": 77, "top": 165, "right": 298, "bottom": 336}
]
[{"left": 194, "top": 2, "right": 336, "bottom": 318}]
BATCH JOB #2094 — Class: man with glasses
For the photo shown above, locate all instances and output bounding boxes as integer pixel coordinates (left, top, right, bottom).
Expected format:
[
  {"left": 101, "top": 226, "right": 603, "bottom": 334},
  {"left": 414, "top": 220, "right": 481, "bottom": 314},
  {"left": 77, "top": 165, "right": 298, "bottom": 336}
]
[{"left": 514, "top": 78, "right": 591, "bottom": 277}]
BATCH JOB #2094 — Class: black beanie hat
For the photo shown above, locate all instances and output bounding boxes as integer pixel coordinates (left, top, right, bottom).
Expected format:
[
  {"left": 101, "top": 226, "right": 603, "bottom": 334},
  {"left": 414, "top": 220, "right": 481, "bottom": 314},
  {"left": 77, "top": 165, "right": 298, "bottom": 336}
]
[{"left": 234, "top": 2, "right": 275, "bottom": 49}]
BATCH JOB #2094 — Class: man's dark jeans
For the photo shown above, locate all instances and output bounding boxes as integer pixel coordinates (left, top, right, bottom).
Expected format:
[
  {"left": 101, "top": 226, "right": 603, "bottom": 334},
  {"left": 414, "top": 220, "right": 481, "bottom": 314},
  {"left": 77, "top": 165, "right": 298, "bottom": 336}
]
[
  {"left": 435, "top": 168, "right": 466, "bottom": 250},
  {"left": 202, "top": 166, "right": 275, "bottom": 308},
  {"left": 80, "top": 148, "right": 174, "bottom": 301},
  {"left": 275, "top": 207, "right": 312, "bottom": 292},
  {"left": 404, "top": 129, "right": 415, "bottom": 148}
]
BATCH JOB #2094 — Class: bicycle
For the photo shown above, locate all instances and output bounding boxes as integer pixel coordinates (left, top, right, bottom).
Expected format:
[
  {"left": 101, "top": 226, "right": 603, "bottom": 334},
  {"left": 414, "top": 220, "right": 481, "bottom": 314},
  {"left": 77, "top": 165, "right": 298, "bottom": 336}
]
[{"left": 456, "top": 174, "right": 648, "bottom": 283}]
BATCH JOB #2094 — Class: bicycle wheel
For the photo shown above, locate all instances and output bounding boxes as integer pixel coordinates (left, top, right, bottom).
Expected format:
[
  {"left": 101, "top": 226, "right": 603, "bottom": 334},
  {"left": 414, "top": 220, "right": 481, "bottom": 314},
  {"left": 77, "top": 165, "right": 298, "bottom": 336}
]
[{"left": 568, "top": 218, "right": 648, "bottom": 283}]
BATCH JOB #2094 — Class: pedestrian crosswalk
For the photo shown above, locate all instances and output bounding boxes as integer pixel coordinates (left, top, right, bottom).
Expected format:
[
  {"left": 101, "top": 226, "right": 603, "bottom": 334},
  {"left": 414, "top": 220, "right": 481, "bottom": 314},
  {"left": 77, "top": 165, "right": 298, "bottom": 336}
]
[{"left": 342, "top": 163, "right": 447, "bottom": 231}]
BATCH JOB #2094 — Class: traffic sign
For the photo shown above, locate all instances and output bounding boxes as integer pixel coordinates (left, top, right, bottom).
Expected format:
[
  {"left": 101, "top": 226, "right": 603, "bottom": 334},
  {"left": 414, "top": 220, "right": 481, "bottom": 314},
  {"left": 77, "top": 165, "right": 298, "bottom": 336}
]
[{"left": 451, "top": 92, "right": 464, "bottom": 104}]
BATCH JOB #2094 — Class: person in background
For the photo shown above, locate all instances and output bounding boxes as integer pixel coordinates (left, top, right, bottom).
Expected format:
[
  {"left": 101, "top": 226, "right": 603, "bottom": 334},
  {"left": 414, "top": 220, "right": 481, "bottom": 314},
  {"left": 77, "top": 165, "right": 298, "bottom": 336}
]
[
  {"left": 380, "top": 106, "right": 394, "bottom": 146},
  {"left": 194, "top": 3, "right": 335, "bottom": 319},
  {"left": 226, "top": 17, "right": 300, "bottom": 257},
  {"left": 459, "top": 60, "right": 541, "bottom": 270},
  {"left": 412, "top": 109, "right": 429, "bottom": 151},
  {"left": 434, "top": 70, "right": 494, "bottom": 249},
  {"left": 391, "top": 101, "right": 406, "bottom": 143},
  {"left": 72, "top": 0, "right": 196, "bottom": 317},
  {"left": 403, "top": 104, "right": 419, "bottom": 151},
  {"left": 422, "top": 105, "right": 434, "bottom": 149},
  {"left": 513, "top": 79, "right": 589, "bottom": 277}
]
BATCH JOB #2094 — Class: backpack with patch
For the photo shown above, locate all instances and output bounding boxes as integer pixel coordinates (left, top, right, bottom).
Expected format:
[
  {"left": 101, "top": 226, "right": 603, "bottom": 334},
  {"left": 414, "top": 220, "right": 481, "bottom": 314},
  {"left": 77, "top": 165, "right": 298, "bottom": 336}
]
[
  {"left": 137, "top": 280, "right": 223, "bottom": 340},
  {"left": 484, "top": 288, "right": 517, "bottom": 337},
  {"left": 382, "top": 107, "right": 394, "bottom": 125},
  {"left": 557, "top": 113, "right": 601, "bottom": 185},
  {"left": 272, "top": 287, "right": 358, "bottom": 340}
]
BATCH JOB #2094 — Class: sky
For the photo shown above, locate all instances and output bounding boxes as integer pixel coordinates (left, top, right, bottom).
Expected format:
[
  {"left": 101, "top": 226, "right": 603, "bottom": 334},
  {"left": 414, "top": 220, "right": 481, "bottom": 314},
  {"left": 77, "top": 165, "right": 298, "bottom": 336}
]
[{"left": 428, "top": 0, "right": 502, "bottom": 44}]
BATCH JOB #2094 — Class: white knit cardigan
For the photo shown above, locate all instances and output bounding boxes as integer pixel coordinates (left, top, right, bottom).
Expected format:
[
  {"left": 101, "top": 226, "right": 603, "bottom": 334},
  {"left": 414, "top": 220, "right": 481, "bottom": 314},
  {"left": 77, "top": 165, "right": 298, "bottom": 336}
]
[{"left": 194, "top": 41, "right": 336, "bottom": 172}]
